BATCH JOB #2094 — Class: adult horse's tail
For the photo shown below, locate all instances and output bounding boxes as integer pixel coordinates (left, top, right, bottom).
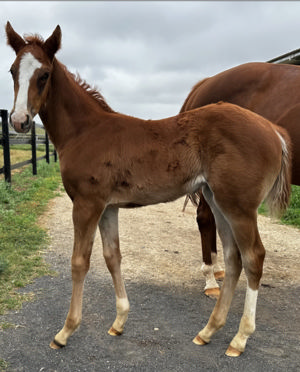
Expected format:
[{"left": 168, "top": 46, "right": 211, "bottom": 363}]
[{"left": 265, "top": 127, "right": 292, "bottom": 217}]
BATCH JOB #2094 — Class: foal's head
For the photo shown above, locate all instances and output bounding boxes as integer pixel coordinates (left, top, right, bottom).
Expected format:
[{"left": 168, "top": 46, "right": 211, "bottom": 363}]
[{"left": 6, "top": 22, "right": 61, "bottom": 133}]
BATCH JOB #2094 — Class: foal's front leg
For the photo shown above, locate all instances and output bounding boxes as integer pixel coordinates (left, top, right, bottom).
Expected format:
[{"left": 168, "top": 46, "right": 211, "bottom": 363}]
[
  {"left": 50, "top": 200, "right": 101, "bottom": 349},
  {"left": 99, "top": 206, "right": 130, "bottom": 336}
]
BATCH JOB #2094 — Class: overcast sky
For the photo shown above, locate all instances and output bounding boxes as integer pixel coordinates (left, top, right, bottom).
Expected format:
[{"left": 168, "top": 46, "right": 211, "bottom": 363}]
[{"left": 1, "top": 1, "right": 300, "bottom": 122}]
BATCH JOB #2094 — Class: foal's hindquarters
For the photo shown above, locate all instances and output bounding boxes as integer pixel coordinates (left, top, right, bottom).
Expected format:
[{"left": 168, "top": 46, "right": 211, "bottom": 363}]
[{"left": 192, "top": 124, "right": 290, "bottom": 356}]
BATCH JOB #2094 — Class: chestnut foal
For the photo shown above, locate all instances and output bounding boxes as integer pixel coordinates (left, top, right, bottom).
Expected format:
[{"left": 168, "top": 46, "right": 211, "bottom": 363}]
[{"left": 6, "top": 23, "right": 291, "bottom": 357}]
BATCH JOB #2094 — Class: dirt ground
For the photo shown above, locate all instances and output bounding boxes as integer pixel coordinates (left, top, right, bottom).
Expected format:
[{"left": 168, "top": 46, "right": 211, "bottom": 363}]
[
  {"left": 41, "top": 196, "right": 300, "bottom": 290},
  {"left": 44, "top": 193, "right": 300, "bottom": 289},
  {"left": 0, "top": 193, "right": 300, "bottom": 371}
]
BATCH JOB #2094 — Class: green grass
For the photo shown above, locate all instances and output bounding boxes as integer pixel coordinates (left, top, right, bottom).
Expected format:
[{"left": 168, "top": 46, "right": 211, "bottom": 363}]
[
  {"left": 0, "top": 359, "right": 8, "bottom": 372},
  {"left": 0, "top": 321, "right": 15, "bottom": 330},
  {"left": 0, "top": 160, "right": 62, "bottom": 315},
  {"left": 259, "top": 185, "right": 300, "bottom": 228},
  {"left": 9, "top": 144, "right": 55, "bottom": 152},
  {"left": 280, "top": 185, "right": 300, "bottom": 227}
]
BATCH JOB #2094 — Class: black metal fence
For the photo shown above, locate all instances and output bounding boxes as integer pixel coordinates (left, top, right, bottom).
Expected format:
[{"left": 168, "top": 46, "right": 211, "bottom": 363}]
[{"left": 0, "top": 109, "right": 57, "bottom": 183}]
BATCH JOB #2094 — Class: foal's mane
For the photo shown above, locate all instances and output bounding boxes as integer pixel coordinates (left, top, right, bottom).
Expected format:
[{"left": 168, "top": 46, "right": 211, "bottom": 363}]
[
  {"left": 24, "top": 34, "right": 115, "bottom": 113},
  {"left": 71, "top": 71, "right": 115, "bottom": 113}
]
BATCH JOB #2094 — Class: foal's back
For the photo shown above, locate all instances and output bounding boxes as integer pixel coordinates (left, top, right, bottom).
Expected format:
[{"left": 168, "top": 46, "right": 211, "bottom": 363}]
[{"left": 60, "top": 102, "right": 285, "bottom": 211}]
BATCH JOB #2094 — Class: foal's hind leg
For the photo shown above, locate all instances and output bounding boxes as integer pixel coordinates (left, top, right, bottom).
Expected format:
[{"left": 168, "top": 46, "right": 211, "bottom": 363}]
[
  {"left": 50, "top": 200, "right": 101, "bottom": 349},
  {"left": 225, "top": 220, "right": 265, "bottom": 357},
  {"left": 194, "top": 226, "right": 242, "bottom": 346},
  {"left": 98, "top": 206, "right": 130, "bottom": 336},
  {"left": 194, "top": 186, "right": 242, "bottom": 346}
]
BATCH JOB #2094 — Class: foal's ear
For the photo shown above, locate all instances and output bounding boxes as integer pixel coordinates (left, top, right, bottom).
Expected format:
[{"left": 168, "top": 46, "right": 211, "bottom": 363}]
[
  {"left": 5, "top": 21, "right": 26, "bottom": 54},
  {"left": 43, "top": 25, "right": 61, "bottom": 61}
]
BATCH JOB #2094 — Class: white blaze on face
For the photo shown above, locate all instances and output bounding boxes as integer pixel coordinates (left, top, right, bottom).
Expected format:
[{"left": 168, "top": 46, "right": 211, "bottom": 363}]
[{"left": 12, "top": 52, "right": 41, "bottom": 125}]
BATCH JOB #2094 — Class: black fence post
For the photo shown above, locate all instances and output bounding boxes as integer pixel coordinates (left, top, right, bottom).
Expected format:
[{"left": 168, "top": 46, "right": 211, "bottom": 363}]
[
  {"left": 45, "top": 132, "right": 50, "bottom": 164},
  {"left": 1, "top": 111, "right": 57, "bottom": 183},
  {"left": 31, "top": 121, "right": 37, "bottom": 175},
  {"left": 1, "top": 109, "right": 11, "bottom": 183}
]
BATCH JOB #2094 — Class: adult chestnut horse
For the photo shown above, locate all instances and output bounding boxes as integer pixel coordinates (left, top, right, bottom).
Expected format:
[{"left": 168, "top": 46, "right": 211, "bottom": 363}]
[
  {"left": 6, "top": 23, "right": 291, "bottom": 357},
  {"left": 181, "top": 62, "right": 300, "bottom": 297}
]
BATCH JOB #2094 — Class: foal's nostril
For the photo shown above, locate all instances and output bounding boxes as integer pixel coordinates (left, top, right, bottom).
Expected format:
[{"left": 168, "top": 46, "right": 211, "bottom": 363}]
[{"left": 21, "top": 115, "right": 30, "bottom": 130}]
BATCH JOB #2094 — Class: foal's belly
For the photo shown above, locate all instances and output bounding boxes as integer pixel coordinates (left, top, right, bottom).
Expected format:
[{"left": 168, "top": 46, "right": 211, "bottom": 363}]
[{"left": 110, "top": 175, "right": 206, "bottom": 208}]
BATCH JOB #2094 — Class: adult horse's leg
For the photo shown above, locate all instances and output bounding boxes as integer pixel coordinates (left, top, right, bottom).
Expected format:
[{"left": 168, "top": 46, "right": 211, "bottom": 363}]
[
  {"left": 197, "top": 193, "right": 224, "bottom": 298},
  {"left": 99, "top": 206, "right": 130, "bottom": 336},
  {"left": 50, "top": 200, "right": 102, "bottom": 349}
]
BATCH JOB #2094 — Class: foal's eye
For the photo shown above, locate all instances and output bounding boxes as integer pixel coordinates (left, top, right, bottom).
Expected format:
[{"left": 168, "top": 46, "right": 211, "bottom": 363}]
[
  {"left": 37, "top": 72, "right": 50, "bottom": 94},
  {"left": 40, "top": 72, "right": 49, "bottom": 82}
]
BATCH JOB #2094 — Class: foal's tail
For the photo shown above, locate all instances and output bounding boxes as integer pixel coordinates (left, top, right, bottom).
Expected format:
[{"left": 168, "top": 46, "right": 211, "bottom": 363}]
[{"left": 264, "top": 127, "right": 292, "bottom": 218}]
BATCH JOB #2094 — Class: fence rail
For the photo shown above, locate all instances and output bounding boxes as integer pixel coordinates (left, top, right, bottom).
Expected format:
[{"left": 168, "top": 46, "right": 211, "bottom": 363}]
[{"left": 0, "top": 109, "right": 57, "bottom": 183}]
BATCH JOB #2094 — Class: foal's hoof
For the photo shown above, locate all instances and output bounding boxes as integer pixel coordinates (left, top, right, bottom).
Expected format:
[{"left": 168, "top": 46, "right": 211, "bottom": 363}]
[
  {"left": 193, "top": 334, "right": 208, "bottom": 346},
  {"left": 225, "top": 345, "right": 243, "bottom": 357},
  {"left": 214, "top": 270, "right": 225, "bottom": 280},
  {"left": 50, "top": 338, "right": 66, "bottom": 349},
  {"left": 108, "top": 327, "right": 123, "bottom": 336},
  {"left": 204, "top": 287, "right": 220, "bottom": 299}
]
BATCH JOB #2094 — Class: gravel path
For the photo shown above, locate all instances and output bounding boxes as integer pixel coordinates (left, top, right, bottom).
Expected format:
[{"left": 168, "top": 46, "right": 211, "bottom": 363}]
[{"left": 0, "top": 193, "right": 299, "bottom": 371}]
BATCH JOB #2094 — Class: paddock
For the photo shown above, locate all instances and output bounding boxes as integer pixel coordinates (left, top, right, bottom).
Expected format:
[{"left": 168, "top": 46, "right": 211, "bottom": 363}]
[{"left": 0, "top": 193, "right": 299, "bottom": 370}]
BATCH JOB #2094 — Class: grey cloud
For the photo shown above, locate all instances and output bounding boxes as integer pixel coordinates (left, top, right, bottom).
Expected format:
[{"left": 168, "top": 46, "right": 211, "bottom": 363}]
[{"left": 1, "top": 1, "right": 300, "bottom": 120}]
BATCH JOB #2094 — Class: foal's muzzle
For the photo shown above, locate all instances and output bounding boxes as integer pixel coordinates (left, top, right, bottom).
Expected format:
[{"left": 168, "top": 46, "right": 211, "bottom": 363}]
[{"left": 10, "top": 112, "right": 32, "bottom": 133}]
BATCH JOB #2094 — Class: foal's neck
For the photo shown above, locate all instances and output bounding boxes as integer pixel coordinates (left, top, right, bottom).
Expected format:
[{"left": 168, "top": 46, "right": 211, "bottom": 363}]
[{"left": 39, "top": 59, "right": 110, "bottom": 152}]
